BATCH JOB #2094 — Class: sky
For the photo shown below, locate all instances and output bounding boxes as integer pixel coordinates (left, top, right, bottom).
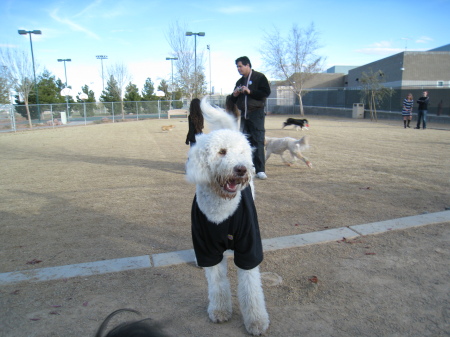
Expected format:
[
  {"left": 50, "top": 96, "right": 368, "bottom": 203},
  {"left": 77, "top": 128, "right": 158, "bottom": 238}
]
[{"left": 1, "top": 0, "right": 449, "bottom": 100}]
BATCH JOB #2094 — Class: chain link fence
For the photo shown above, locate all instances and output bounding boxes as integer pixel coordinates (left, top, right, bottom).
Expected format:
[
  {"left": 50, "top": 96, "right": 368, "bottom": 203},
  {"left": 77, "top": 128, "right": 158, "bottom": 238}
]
[
  {"left": 1, "top": 88, "right": 448, "bottom": 133},
  {"left": 267, "top": 87, "right": 450, "bottom": 116},
  {"left": 1, "top": 100, "right": 190, "bottom": 133}
]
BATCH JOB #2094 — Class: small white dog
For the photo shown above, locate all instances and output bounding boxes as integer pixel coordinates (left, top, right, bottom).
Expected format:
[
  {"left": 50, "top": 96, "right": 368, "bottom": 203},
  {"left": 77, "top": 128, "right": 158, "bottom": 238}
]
[
  {"left": 265, "top": 136, "right": 312, "bottom": 168},
  {"left": 185, "top": 98, "right": 270, "bottom": 336}
]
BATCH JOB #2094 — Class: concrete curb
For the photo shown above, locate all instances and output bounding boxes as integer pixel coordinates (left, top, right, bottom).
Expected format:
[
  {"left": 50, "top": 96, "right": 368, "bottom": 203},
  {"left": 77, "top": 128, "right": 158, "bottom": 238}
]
[{"left": 1, "top": 211, "right": 449, "bottom": 285}]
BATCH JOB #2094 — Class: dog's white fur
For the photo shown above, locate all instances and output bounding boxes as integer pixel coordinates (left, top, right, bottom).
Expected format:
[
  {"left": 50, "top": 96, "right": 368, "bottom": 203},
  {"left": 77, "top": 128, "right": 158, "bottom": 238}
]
[
  {"left": 265, "top": 136, "right": 312, "bottom": 168},
  {"left": 185, "top": 98, "right": 269, "bottom": 335}
]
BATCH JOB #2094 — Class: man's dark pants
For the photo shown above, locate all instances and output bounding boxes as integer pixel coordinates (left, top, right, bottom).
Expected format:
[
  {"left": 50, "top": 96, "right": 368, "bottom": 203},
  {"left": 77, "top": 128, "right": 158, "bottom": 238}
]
[
  {"left": 241, "top": 108, "right": 265, "bottom": 173},
  {"left": 416, "top": 110, "right": 427, "bottom": 129}
]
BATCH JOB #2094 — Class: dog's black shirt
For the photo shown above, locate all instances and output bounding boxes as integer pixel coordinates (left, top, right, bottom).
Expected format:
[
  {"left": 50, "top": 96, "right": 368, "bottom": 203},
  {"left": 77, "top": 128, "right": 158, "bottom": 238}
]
[{"left": 191, "top": 186, "right": 263, "bottom": 270}]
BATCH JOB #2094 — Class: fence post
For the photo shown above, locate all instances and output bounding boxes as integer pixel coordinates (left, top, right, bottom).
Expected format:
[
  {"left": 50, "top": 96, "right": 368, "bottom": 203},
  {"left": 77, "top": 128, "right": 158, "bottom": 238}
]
[
  {"left": 83, "top": 102, "right": 87, "bottom": 125},
  {"left": 50, "top": 104, "right": 54, "bottom": 128},
  {"left": 158, "top": 99, "right": 161, "bottom": 119},
  {"left": 9, "top": 105, "right": 16, "bottom": 132},
  {"left": 112, "top": 102, "right": 115, "bottom": 123},
  {"left": 136, "top": 101, "right": 139, "bottom": 120}
]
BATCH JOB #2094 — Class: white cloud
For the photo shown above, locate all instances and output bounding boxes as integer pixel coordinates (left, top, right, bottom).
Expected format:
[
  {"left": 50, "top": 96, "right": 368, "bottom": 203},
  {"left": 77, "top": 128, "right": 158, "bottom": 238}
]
[
  {"left": 369, "top": 41, "right": 393, "bottom": 48},
  {"left": 0, "top": 43, "right": 19, "bottom": 48},
  {"left": 217, "top": 6, "right": 253, "bottom": 14},
  {"left": 49, "top": 8, "right": 100, "bottom": 40},
  {"left": 415, "top": 36, "right": 433, "bottom": 43},
  {"left": 354, "top": 47, "right": 403, "bottom": 56},
  {"left": 73, "top": 0, "right": 104, "bottom": 18},
  {"left": 354, "top": 40, "right": 402, "bottom": 56}
]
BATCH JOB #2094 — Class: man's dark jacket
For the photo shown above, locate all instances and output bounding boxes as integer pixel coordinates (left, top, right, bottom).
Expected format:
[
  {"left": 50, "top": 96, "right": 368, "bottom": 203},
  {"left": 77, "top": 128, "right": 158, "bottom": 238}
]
[
  {"left": 417, "top": 96, "right": 430, "bottom": 110},
  {"left": 232, "top": 70, "right": 271, "bottom": 113}
]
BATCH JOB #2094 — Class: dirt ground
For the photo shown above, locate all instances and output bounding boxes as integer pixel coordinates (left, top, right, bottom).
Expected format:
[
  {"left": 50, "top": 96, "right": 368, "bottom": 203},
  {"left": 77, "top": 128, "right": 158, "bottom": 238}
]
[{"left": 0, "top": 115, "right": 449, "bottom": 336}]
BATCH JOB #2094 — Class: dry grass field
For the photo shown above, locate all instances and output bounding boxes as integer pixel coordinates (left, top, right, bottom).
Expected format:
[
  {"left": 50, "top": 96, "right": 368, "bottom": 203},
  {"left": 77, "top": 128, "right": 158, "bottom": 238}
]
[{"left": 1, "top": 115, "right": 449, "bottom": 336}]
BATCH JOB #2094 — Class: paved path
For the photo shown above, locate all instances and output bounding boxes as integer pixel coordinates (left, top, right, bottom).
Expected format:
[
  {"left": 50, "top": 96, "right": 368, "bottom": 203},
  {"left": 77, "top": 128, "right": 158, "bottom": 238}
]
[{"left": 1, "top": 211, "right": 449, "bottom": 285}]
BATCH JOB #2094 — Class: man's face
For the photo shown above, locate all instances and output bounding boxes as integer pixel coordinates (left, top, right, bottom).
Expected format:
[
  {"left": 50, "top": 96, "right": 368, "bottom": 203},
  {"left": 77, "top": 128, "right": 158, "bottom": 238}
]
[
  {"left": 236, "top": 61, "right": 251, "bottom": 77},
  {"left": 423, "top": 91, "right": 428, "bottom": 97}
]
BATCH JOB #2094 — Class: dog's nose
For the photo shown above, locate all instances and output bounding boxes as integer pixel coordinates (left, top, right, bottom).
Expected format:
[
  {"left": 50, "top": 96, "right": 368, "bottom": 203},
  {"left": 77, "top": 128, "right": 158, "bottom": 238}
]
[{"left": 234, "top": 165, "right": 247, "bottom": 177}]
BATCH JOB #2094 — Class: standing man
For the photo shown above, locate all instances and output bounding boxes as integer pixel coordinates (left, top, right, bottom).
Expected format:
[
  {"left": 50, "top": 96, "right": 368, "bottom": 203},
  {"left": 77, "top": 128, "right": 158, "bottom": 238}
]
[
  {"left": 415, "top": 91, "right": 429, "bottom": 129},
  {"left": 232, "top": 56, "right": 271, "bottom": 179}
]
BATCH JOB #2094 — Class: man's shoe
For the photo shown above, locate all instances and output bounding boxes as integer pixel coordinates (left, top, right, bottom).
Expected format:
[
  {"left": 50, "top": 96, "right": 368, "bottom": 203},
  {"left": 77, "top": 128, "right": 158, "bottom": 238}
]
[{"left": 256, "top": 172, "right": 267, "bottom": 180}]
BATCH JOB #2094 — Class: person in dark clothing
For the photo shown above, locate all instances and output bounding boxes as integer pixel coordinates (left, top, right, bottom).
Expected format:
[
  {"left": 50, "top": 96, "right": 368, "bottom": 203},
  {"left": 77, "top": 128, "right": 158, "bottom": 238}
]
[
  {"left": 185, "top": 98, "right": 204, "bottom": 146},
  {"left": 415, "top": 91, "right": 429, "bottom": 129},
  {"left": 231, "top": 56, "right": 271, "bottom": 179}
]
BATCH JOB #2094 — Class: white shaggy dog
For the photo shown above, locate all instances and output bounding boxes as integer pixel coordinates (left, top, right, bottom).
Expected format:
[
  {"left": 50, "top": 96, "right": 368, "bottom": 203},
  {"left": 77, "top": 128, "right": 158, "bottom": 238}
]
[
  {"left": 185, "top": 98, "right": 270, "bottom": 336},
  {"left": 265, "top": 136, "right": 313, "bottom": 168}
]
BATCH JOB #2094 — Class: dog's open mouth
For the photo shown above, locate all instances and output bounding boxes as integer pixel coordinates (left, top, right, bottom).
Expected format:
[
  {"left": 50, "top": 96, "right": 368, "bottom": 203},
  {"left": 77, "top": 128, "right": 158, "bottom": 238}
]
[
  {"left": 224, "top": 179, "right": 238, "bottom": 193},
  {"left": 214, "top": 175, "right": 249, "bottom": 199}
]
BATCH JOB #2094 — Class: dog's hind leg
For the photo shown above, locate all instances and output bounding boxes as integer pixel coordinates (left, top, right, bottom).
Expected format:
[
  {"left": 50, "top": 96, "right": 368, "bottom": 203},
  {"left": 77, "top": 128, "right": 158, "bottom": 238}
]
[
  {"left": 204, "top": 257, "right": 232, "bottom": 323},
  {"left": 280, "top": 154, "right": 294, "bottom": 166},
  {"left": 265, "top": 149, "right": 272, "bottom": 163},
  {"left": 237, "top": 266, "right": 270, "bottom": 335}
]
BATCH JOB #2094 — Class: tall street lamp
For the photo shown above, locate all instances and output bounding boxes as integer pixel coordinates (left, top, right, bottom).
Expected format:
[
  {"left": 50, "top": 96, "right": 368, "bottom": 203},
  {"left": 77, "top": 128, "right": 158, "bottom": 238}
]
[
  {"left": 96, "top": 55, "right": 108, "bottom": 92},
  {"left": 18, "top": 29, "right": 41, "bottom": 122},
  {"left": 58, "top": 58, "right": 71, "bottom": 119},
  {"left": 207, "top": 44, "right": 212, "bottom": 96},
  {"left": 166, "top": 57, "right": 178, "bottom": 105},
  {"left": 57, "top": 59, "right": 71, "bottom": 88},
  {"left": 185, "top": 31, "right": 205, "bottom": 97}
]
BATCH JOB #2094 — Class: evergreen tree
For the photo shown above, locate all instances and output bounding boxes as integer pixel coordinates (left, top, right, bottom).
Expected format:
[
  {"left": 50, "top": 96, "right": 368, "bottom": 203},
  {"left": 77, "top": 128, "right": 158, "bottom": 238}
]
[
  {"left": 35, "top": 69, "right": 67, "bottom": 104},
  {"left": 157, "top": 79, "right": 171, "bottom": 110},
  {"left": 75, "top": 85, "right": 96, "bottom": 117},
  {"left": 99, "top": 75, "right": 121, "bottom": 114},
  {"left": 141, "top": 77, "right": 157, "bottom": 101},
  {"left": 124, "top": 82, "right": 141, "bottom": 101},
  {"left": 157, "top": 79, "right": 169, "bottom": 99},
  {"left": 123, "top": 82, "right": 141, "bottom": 114}
]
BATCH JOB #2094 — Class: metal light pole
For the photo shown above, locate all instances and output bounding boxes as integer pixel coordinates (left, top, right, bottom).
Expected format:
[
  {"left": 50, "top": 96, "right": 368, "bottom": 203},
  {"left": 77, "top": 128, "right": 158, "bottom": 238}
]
[
  {"left": 79, "top": 93, "right": 88, "bottom": 125},
  {"left": 18, "top": 29, "right": 42, "bottom": 122},
  {"left": 166, "top": 57, "right": 178, "bottom": 106},
  {"left": 96, "top": 55, "right": 108, "bottom": 92},
  {"left": 58, "top": 58, "right": 71, "bottom": 119},
  {"left": 185, "top": 32, "right": 205, "bottom": 97},
  {"left": 207, "top": 44, "right": 211, "bottom": 96}
]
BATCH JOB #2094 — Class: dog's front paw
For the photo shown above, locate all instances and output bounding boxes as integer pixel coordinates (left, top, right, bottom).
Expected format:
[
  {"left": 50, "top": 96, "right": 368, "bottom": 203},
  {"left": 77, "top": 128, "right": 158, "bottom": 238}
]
[
  {"left": 245, "top": 317, "right": 270, "bottom": 335},
  {"left": 306, "top": 161, "right": 313, "bottom": 168},
  {"left": 208, "top": 309, "right": 232, "bottom": 323}
]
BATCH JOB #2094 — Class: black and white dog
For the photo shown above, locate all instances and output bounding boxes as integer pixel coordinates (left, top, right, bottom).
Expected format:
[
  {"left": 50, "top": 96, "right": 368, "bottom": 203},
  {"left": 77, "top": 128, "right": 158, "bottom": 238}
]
[{"left": 282, "top": 118, "right": 309, "bottom": 131}]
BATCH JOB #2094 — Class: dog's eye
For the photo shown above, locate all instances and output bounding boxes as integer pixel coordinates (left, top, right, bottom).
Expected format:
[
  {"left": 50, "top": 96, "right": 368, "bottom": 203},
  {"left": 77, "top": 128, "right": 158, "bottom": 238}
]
[{"left": 218, "top": 149, "right": 227, "bottom": 155}]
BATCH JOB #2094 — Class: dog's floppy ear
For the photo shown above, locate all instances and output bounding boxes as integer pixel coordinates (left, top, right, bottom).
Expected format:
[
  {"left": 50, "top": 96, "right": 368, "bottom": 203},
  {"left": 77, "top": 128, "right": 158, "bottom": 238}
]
[
  {"left": 185, "top": 134, "right": 211, "bottom": 185},
  {"left": 200, "top": 97, "right": 238, "bottom": 131}
]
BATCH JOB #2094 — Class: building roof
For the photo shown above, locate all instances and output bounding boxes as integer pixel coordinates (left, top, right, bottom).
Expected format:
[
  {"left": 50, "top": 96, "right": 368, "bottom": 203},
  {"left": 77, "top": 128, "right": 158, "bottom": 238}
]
[
  {"left": 428, "top": 44, "right": 450, "bottom": 52},
  {"left": 274, "top": 73, "right": 346, "bottom": 89}
]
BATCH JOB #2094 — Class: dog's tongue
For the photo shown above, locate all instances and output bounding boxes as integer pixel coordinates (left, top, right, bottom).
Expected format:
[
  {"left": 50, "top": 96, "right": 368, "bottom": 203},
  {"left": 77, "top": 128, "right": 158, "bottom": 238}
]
[
  {"left": 225, "top": 180, "right": 237, "bottom": 192},
  {"left": 306, "top": 123, "right": 310, "bottom": 127}
]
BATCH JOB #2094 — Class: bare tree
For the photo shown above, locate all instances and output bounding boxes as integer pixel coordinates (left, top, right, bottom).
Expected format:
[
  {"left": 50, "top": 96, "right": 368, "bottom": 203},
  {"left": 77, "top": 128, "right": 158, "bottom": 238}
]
[
  {"left": 166, "top": 21, "right": 206, "bottom": 100},
  {"left": 359, "top": 70, "right": 394, "bottom": 121},
  {"left": 0, "top": 48, "right": 37, "bottom": 128},
  {"left": 261, "top": 23, "right": 324, "bottom": 116},
  {"left": 107, "top": 62, "right": 131, "bottom": 120}
]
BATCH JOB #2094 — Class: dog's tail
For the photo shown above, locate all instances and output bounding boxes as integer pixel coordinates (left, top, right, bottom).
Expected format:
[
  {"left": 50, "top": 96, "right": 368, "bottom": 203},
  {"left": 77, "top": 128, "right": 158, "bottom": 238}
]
[
  {"left": 296, "top": 136, "right": 310, "bottom": 151},
  {"left": 200, "top": 97, "right": 238, "bottom": 131}
]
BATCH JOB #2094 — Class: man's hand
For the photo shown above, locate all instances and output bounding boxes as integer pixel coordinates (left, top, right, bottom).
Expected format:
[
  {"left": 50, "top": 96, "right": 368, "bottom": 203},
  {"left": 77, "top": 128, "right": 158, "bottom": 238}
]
[{"left": 241, "top": 86, "right": 250, "bottom": 94}]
